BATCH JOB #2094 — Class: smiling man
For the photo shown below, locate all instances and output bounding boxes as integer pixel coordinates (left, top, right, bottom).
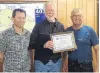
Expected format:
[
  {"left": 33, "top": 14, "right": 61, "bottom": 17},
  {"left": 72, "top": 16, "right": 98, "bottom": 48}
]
[
  {"left": 0, "top": 9, "right": 31, "bottom": 72},
  {"left": 62, "top": 8, "right": 99, "bottom": 72},
  {"left": 29, "top": 2, "right": 64, "bottom": 72}
]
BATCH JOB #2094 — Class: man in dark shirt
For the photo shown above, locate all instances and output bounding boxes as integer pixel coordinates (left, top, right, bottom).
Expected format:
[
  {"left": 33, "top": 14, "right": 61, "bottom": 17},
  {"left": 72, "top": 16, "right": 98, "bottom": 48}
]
[{"left": 28, "top": 2, "right": 64, "bottom": 72}]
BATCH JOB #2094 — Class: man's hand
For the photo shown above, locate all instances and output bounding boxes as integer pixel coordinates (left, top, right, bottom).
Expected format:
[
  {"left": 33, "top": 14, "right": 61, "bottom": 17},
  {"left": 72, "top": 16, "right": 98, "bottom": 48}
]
[
  {"left": 44, "top": 40, "right": 53, "bottom": 50},
  {"left": 94, "top": 67, "right": 99, "bottom": 72},
  {"left": 62, "top": 63, "right": 68, "bottom": 72},
  {"left": 93, "top": 61, "right": 99, "bottom": 72},
  {"left": 29, "top": 50, "right": 34, "bottom": 72},
  {"left": 61, "top": 52, "right": 68, "bottom": 72}
]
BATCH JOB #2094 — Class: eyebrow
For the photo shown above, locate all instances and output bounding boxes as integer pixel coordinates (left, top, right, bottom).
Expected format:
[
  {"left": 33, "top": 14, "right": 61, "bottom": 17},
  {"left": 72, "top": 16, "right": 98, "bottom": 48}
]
[{"left": 72, "top": 14, "right": 82, "bottom": 16}]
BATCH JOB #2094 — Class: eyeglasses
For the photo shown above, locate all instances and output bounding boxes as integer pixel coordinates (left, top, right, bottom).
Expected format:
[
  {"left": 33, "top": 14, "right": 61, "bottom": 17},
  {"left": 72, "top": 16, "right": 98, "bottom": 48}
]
[{"left": 72, "top": 14, "right": 83, "bottom": 18}]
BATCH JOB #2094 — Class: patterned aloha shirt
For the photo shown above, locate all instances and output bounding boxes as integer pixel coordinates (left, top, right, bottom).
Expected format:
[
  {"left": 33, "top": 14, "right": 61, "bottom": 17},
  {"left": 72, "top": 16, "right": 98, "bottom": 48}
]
[{"left": 0, "top": 26, "right": 31, "bottom": 72}]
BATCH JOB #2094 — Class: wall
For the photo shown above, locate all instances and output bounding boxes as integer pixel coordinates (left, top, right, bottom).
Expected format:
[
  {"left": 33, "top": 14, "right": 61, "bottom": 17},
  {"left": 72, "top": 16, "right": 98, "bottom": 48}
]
[{"left": 53, "top": 0, "right": 98, "bottom": 32}]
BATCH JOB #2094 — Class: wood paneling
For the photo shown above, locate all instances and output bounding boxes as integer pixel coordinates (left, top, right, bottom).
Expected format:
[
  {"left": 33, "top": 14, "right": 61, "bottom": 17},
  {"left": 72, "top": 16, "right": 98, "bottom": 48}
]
[
  {"left": 87, "top": 0, "right": 95, "bottom": 29},
  {"left": 57, "top": 0, "right": 67, "bottom": 28},
  {"left": 66, "top": 0, "right": 76, "bottom": 27},
  {"left": 54, "top": 0, "right": 98, "bottom": 33}
]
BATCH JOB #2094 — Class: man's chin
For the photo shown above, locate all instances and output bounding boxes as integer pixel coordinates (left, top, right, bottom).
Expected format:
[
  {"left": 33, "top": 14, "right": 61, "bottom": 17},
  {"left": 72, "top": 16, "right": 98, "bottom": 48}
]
[
  {"left": 18, "top": 25, "right": 24, "bottom": 28},
  {"left": 47, "top": 18, "right": 55, "bottom": 22},
  {"left": 74, "top": 24, "right": 82, "bottom": 26}
]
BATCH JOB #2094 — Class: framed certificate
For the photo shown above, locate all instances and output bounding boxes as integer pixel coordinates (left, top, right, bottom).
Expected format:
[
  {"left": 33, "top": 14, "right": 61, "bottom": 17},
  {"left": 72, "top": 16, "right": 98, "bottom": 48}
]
[{"left": 50, "top": 31, "right": 77, "bottom": 53}]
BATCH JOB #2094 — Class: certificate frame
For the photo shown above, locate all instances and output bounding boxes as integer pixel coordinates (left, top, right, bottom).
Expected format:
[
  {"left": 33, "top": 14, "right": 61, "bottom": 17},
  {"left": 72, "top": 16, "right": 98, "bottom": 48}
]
[{"left": 50, "top": 31, "right": 77, "bottom": 53}]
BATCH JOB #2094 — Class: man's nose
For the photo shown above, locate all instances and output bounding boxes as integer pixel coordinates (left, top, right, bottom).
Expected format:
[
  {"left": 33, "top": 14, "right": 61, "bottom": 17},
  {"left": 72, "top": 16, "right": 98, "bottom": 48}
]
[{"left": 76, "top": 16, "right": 80, "bottom": 19}]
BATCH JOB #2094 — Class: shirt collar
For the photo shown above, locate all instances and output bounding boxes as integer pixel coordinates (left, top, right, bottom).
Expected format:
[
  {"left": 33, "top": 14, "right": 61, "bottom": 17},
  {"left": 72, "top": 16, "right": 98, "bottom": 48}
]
[
  {"left": 10, "top": 26, "right": 27, "bottom": 35},
  {"left": 72, "top": 25, "right": 84, "bottom": 31}
]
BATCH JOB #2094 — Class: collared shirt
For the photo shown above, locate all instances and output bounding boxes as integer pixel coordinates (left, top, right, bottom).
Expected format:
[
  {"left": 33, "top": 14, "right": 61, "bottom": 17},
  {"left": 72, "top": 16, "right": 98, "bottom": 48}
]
[
  {"left": 28, "top": 18, "right": 64, "bottom": 64},
  {"left": 66, "top": 25, "right": 99, "bottom": 63},
  {"left": 0, "top": 26, "right": 31, "bottom": 72}
]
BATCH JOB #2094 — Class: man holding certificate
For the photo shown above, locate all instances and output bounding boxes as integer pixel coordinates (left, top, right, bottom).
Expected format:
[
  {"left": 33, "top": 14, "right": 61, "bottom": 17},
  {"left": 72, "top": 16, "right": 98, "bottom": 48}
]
[
  {"left": 29, "top": 2, "right": 65, "bottom": 72},
  {"left": 62, "top": 8, "right": 99, "bottom": 72}
]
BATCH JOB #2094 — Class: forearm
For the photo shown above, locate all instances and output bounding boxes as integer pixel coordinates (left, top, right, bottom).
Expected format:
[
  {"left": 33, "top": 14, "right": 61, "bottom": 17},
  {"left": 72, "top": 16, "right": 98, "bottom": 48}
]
[
  {"left": 0, "top": 59, "right": 3, "bottom": 72},
  {"left": 93, "top": 44, "right": 99, "bottom": 72},
  {"left": 62, "top": 51, "right": 68, "bottom": 64},
  {"left": 95, "top": 48, "right": 99, "bottom": 66},
  {"left": 61, "top": 51, "right": 68, "bottom": 72},
  {"left": 0, "top": 52, "right": 4, "bottom": 72},
  {"left": 29, "top": 50, "right": 34, "bottom": 72},
  {"left": 94, "top": 45, "right": 99, "bottom": 66}
]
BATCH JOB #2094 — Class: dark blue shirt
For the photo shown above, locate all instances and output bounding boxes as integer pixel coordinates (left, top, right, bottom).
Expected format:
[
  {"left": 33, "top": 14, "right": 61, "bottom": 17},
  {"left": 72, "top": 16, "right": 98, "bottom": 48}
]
[{"left": 66, "top": 25, "right": 99, "bottom": 63}]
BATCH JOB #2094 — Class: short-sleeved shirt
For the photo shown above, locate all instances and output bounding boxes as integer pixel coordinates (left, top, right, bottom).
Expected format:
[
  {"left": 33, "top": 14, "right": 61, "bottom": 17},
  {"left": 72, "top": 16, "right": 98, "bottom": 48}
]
[
  {"left": 0, "top": 26, "right": 31, "bottom": 72},
  {"left": 66, "top": 25, "right": 99, "bottom": 63},
  {"left": 28, "top": 18, "right": 64, "bottom": 63}
]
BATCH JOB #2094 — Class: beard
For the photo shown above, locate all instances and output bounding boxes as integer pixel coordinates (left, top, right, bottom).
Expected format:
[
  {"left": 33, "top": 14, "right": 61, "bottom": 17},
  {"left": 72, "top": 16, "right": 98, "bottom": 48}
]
[
  {"left": 46, "top": 14, "right": 55, "bottom": 22},
  {"left": 47, "top": 17, "right": 55, "bottom": 22}
]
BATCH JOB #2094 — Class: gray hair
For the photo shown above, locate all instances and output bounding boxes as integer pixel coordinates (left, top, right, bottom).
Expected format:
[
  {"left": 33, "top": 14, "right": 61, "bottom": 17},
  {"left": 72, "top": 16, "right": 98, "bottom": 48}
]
[
  {"left": 43, "top": 1, "right": 55, "bottom": 12},
  {"left": 71, "top": 8, "right": 83, "bottom": 16}
]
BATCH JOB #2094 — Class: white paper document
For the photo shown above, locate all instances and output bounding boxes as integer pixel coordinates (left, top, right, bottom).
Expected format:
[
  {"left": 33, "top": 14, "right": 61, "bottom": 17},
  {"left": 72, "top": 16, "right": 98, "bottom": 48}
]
[{"left": 51, "top": 31, "right": 77, "bottom": 53}]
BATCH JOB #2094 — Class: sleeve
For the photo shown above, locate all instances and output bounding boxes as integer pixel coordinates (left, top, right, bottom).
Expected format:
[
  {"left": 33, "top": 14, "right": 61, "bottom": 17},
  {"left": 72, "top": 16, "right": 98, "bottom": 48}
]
[
  {"left": 60, "top": 23, "right": 65, "bottom": 32},
  {"left": 28, "top": 24, "right": 39, "bottom": 50},
  {"left": 31, "top": 34, "right": 50, "bottom": 50},
  {"left": 89, "top": 27, "right": 99, "bottom": 46},
  {"left": 65, "top": 27, "right": 72, "bottom": 32},
  {"left": 28, "top": 23, "right": 51, "bottom": 50},
  {"left": 61, "top": 24, "right": 65, "bottom": 32},
  {"left": 0, "top": 33, "right": 7, "bottom": 52}
]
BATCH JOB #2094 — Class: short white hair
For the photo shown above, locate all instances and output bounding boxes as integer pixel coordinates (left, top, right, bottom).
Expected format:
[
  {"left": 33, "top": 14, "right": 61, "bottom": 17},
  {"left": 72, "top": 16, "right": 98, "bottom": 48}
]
[
  {"left": 71, "top": 8, "right": 83, "bottom": 16},
  {"left": 43, "top": 1, "right": 55, "bottom": 11}
]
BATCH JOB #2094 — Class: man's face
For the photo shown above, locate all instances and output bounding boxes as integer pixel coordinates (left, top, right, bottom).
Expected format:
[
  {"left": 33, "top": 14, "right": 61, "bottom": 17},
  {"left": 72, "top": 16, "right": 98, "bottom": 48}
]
[
  {"left": 71, "top": 13, "right": 83, "bottom": 26},
  {"left": 45, "top": 4, "right": 55, "bottom": 22},
  {"left": 12, "top": 11, "right": 26, "bottom": 28}
]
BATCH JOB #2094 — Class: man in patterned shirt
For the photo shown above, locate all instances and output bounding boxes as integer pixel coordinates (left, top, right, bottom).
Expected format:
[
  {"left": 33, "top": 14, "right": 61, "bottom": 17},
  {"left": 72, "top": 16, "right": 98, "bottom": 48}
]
[{"left": 0, "top": 9, "right": 31, "bottom": 72}]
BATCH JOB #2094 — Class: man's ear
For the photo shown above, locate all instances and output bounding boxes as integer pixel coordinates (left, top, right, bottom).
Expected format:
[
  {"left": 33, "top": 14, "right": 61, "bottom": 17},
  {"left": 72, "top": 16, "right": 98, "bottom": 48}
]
[
  {"left": 70, "top": 16, "right": 72, "bottom": 20},
  {"left": 11, "top": 17, "right": 14, "bottom": 22}
]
